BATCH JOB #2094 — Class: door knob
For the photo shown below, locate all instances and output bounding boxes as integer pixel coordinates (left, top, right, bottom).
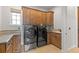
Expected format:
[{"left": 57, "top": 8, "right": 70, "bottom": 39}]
[{"left": 68, "top": 27, "right": 71, "bottom": 30}]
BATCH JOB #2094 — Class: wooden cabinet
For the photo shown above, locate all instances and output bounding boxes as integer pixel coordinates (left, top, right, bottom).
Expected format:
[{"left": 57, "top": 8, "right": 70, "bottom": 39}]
[
  {"left": 38, "top": 11, "right": 44, "bottom": 25},
  {"left": 31, "top": 9, "right": 41, "bottom": 25},
  {"left": 0, "top": 35, "right": 21, "bottom": 53},
  {"left": 22, "top": 7, "right": 44, "bottom": 25},
  {"left": 22, "top": 7, "right": 31, "bottom": 25},
  {"left": 46, "top": 12, "right": 54, "bottom": 25},
  {"left": 0, "top": 40, "right": 13, "bottom": 53},
  {"left": 47, "top": 32, "right": 61, "bottom": 49},
  {"left": 51, "top": 32, "right": 61, "bottom": 49},
  {"left": 22, "top": 7, "right": 54, "bottom": 25},
  {"left": 30, "top": 9, "right": 42, "bottom": 25},
  {"left": 30, "top": 9, "right": 36, "bottom": 25},
  {"left": 42, "top": 12, "right": 47, "bottom": 25},
  {"left": 12, "top": 35, "right": 21, "bottom": 53},
  {"left": 47, "top": 32, "right": 52, "bottom": 44},
  {"left": 0, "top": 43, "right": 6, "bottom": 53}
]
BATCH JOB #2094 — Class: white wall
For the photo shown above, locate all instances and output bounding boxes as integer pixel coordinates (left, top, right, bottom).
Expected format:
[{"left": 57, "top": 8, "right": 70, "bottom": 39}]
[
  {"left": 52, "top": 7, "right": 64, "bottom": 29},
  {"left": 1, "top": 6, "right": 12, "bottom": 30},
  {"left": 52, "top": 6, "right": 78, "bottom": 52},
  {"left": 0, "top": 6, "right": 21, "bottom": 31}
]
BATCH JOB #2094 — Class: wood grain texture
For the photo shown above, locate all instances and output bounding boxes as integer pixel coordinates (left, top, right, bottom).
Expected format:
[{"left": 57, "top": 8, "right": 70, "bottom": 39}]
[
  {"left": 22, "top": 7, "right": 54, "bottom": 25},
  {"left": 12, "top": 35, "right": 21, "bottom": 53},
  {"left": 47, "top": 32, "right": 61, "bottom": 49},
  {"left": 47, "top": 32, "right": 52, "bottom": 44},
  {"left": 22, "top": 7, "right": 31, "bottom": 25},
  {"left": 0, "top": 35, "right": 21, "bottom": 53},
  {"left": 51, "top": 32, "right": 61, "bottom": 49},
  {"left": 46, "top": 12, "right": 54, "bottom": 25},
  {"left": 0, "top": 43, "right": 6, "bottom": 53}
]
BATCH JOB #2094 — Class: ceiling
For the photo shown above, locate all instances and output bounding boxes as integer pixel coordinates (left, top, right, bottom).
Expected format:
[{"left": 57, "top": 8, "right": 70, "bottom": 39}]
[{"left": 29, "top": 6, "right": 55, "bottom": 10}]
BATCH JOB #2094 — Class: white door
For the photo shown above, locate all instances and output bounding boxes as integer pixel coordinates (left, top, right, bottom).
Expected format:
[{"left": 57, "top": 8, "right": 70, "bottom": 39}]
[{"left": 65, "top": 7, "right": 78, "bottom": 50}]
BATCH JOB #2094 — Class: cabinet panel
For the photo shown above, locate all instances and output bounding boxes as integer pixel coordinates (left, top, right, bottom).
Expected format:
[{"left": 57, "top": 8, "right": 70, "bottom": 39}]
[
  {"left": 51, "top": 33, "right": 61, "bottom": 49},
  {"left": 12, "top": 36, "right": 17, "bottom": 53},
  {"left": 31, "top": 9, "right": 42, "bottom": 25},
  {"left": 0, "top": 43, "right": 6, "bottom": 53},
  {"left": 22, "top": 7, "right": 31, "bottom": 24},
  {"left": 22, "top": 7, "right": 54, "bottom": 25},
  {"left": 46, "top": 12, "right": 54, "bottom": 25},
  {"left": 16, "top": 35, "right": 21, "bottom": 52},
  {"left": 12, "top": 35, "right": 21, "bottom": 53},
  {"left": 47, "top": 32, "right": 52, "bottom": 44},
  {"left": 37, "top": 11, "right": 42, "bottom": 25},
  {"left": 0, "top": 35, "right": 21, "bottom": 53},
  {"left": 30, "top": 9, "right": 37, "bottom": 25},
  {"left": 42, "top": 12, "right": 47, "bottom": 25}
]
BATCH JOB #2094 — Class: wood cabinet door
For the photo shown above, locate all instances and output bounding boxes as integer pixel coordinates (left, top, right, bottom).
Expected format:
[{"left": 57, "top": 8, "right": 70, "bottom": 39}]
[
  {"left": 46, "top": 12, "right": 54, "bottom": 25},
  {"left": 22, "top": 7, "right": 31, "bottom": 25},
  {"left": 30, "top": 9, "right": 36, "bottom": 25},
  {"left": 0, "top": 43, "right": 6, "bottom": 53},
  {"left": 31, "top": 9, "right": 42, "bottom": 25},
  {"left": 37, "top": 11, "right": 43, "bottom": 25},
  {"left": 16, "top": 35, "right": 21, "bottom": 52},
  {"left": 12, "top": 35, "right": 21, "bottom": 53},
  {"left": 51, "top": 33, "right": 61, "bottom": 49},
  {"left": 42, "top": 12, "right": 47, "bottom": 25},
  {"left": 12, "top": 36, "right": 17, "bottom": 53},
  {"left": 47, "top": 32, "right": 52, "bottom": 44}
]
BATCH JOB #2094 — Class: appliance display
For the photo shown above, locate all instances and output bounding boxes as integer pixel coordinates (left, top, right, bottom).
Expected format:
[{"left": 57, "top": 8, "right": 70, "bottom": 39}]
[{"left": 24, "top": 25, "right": 47, "bottom": 50}]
